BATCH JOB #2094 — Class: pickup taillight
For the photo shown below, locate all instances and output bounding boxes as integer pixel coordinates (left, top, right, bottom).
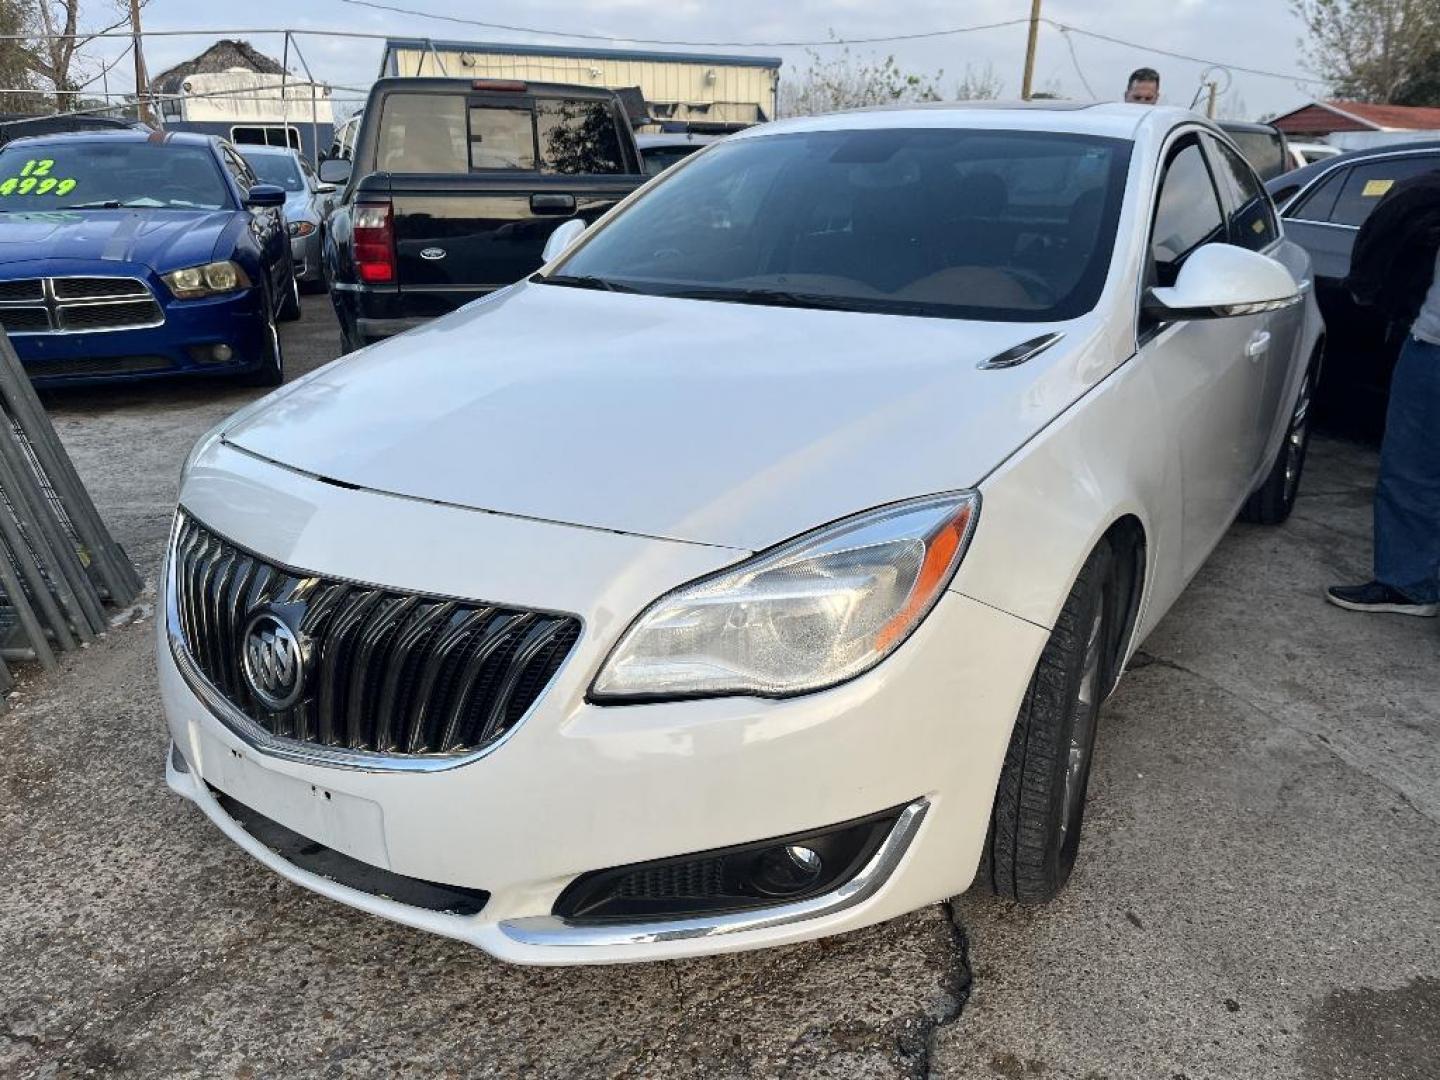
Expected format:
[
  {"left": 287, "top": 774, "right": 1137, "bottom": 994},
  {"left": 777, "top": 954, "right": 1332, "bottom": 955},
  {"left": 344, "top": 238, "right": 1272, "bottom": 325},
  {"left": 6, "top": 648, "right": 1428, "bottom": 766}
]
[{"left": 353, "top": 200, "right": 395, "bottom": 284}]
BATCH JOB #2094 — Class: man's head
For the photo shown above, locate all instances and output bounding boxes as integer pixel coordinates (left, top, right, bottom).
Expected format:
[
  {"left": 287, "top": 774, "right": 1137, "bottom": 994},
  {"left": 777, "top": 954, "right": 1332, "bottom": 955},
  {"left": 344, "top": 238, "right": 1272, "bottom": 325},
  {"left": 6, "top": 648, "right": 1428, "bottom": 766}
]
[{"left": 1125, "top": 67, "right": 1161, "bottom": 104}]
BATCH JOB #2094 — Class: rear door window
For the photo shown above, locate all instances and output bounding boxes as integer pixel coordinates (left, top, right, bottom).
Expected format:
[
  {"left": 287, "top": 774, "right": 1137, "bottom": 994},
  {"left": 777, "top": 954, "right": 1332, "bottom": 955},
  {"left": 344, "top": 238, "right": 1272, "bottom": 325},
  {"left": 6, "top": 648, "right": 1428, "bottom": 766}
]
[
  {"left": 535, "top": 99, "right": 624, "bottom": 174},
  {"left": 1326, "top": 156, "right": 1440, "bottom": 227},
  {"left": 1207, "top": 136, "right": 1278, "bottom": 251}
]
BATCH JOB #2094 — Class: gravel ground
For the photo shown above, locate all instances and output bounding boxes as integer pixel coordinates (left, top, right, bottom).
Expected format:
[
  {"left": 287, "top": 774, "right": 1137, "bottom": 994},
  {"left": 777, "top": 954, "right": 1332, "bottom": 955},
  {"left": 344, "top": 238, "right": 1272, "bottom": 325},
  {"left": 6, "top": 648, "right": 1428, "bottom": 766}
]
[{"left": 1, "top": 296, "right": 1436, "bottom": 1078}]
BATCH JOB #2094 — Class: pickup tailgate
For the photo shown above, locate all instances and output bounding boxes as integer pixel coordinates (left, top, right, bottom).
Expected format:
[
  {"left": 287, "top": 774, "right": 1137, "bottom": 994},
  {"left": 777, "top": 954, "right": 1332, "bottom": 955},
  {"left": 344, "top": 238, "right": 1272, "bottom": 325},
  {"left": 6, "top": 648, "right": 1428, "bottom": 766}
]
[{"left": 365, "top": 172, "right": 643, "bottom": 317}]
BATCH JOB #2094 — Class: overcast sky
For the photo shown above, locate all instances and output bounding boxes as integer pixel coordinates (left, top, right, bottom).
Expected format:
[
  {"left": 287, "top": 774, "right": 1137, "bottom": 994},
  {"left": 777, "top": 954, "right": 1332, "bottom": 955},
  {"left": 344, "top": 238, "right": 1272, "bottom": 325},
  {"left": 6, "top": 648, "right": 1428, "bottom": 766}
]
[{"left": 95, "top": 0, "right": 1326, "bottom": 121}]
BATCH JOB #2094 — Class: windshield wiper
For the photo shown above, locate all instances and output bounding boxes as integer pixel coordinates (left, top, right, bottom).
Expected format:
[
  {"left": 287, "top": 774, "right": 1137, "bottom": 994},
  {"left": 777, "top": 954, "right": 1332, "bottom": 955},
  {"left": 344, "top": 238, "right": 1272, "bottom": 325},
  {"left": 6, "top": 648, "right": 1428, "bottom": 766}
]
[
  {"left": 53, "top": 200, "right": 123, "bottom": 210},
  {"left": 537, "top": 273, "right": 641, "bottom": 293},
  {"left": 659, "top": 286, "right": 884, "bottom": 313}
]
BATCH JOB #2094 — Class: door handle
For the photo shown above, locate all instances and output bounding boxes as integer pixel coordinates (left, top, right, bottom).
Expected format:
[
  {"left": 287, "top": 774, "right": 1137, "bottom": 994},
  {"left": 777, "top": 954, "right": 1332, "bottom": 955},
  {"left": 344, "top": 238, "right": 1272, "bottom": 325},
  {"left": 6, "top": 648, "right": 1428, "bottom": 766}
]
[
  {"left": 1246, "top": 331, "right": 1272, "bottom": 359},
  {"left": 531, "top": 193, "right": 577, "bottom": 215}
]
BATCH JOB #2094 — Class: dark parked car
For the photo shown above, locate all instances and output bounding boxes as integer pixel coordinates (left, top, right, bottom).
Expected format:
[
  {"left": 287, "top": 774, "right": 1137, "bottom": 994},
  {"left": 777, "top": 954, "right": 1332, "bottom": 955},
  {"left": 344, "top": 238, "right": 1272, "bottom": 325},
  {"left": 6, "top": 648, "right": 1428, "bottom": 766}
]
[
  {"left": 0, "top": 131, "right": 300, "bottom": 386},
  {"left": 1267, "top": 141, "right": 1440, "bottom": 434},
  {"left": 636, "top": 131, "right": 718, "bottom": 175},
  {"left": 1217, "top": 120, "right": 1292, "bottom": 181},
  {"left": 320, "top": 77, "right": 647, "bottom": 351}
]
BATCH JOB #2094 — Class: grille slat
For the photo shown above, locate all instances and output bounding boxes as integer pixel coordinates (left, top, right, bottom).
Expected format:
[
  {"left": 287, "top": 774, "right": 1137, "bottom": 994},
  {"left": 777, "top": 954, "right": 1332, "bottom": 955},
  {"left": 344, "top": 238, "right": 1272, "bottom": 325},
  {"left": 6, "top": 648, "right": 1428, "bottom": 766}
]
[{"left": 173, "top": 515, "right": 578, "bottom": 761}]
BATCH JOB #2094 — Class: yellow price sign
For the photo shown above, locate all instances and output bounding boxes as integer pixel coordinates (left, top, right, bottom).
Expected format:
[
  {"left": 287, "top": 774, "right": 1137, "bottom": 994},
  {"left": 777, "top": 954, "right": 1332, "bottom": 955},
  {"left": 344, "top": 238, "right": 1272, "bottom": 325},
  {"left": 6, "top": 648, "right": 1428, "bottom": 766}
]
[
  {"left": 1361, "top": 178, "right": 1394, "bottom": 198},
  {"left": 0, "top": 160, "right": 77, "bottom": 198}
]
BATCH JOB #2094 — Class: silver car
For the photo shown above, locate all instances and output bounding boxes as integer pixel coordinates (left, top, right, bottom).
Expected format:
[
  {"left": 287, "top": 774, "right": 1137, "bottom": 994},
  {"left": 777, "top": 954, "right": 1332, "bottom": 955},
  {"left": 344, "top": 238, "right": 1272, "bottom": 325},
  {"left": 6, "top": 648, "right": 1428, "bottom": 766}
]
[{"left": 237, "top": 145, "right": 336, "bottom": 290}]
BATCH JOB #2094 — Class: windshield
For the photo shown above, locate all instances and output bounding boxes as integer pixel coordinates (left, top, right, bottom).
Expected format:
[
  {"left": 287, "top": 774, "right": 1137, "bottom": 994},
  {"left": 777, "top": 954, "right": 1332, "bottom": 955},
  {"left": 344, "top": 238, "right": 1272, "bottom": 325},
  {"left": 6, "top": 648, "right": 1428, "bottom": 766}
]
[
  {"left": 241, "top": 151, "right": 305, "bottom": 192},
  {"left": 0, "top": 142, "right": 231, "bottom": 211},
  {"left": 549, "top": 128, "right": 1131, "bottom": 322}
]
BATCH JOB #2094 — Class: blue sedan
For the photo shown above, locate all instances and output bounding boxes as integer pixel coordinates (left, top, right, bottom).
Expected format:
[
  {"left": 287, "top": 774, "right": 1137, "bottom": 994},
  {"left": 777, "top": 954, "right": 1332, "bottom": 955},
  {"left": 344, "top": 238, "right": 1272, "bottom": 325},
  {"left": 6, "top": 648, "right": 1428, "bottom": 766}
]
[{"left": 0, "top": 130, "right": 300, "bottom": 387}]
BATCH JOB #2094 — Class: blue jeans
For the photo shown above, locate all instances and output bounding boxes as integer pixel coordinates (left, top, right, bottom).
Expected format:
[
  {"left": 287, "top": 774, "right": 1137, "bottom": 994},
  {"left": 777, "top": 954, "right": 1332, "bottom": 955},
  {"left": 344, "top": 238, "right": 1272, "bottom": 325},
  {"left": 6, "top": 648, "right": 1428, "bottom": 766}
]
[{"left": 1375, "top": 335, "right": 1440, "bottom": 602}]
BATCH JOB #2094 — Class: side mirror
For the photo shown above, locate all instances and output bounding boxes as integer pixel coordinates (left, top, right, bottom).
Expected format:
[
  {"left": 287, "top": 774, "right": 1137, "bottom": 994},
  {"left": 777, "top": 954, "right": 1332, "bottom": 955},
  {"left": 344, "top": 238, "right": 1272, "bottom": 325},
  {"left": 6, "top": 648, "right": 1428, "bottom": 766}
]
[
  {"left": 542, "top": 218, "right": 587, "bottom": 263},
  {"left": 318, "top": 158, "right": 352, "bottom": 186},
  {"left": 1144, "top": 243, "right": 1300, "bottom": 320},
  {"left": 244, "top": 183, "right": 286, "bottom": 208}
]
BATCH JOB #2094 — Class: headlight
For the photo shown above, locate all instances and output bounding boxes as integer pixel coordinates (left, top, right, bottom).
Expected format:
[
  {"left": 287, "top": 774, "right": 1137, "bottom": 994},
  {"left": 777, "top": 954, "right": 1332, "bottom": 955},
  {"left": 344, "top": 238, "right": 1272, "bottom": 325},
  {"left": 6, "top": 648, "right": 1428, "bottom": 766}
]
[
  {"left": 591, "top": 492, "right": 979, "bottom": 701},
  {"left": 288, "top": 220, "right": 316, "bottom": 238},
  {"left": 162, "top": 260, "right": 250, "bottom": 299}
]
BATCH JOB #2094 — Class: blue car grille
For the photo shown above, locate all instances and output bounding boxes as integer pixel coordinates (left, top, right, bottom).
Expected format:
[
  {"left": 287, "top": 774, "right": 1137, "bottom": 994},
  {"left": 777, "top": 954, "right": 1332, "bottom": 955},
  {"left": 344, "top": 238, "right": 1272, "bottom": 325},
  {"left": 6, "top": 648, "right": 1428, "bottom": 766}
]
[{"left": 0, "top": 276, "right": 163, "bottom": 334}]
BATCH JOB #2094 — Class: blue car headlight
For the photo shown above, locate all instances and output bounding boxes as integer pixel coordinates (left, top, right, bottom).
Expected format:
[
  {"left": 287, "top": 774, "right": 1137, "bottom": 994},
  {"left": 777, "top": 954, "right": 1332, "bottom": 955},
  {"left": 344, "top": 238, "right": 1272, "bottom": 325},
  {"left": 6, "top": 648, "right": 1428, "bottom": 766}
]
[
  {"left": 288, "top": 221, "right": 316, "bottom": 238},
  {"left": 162, "top": 260, "right": 251, "bottom": 300}
]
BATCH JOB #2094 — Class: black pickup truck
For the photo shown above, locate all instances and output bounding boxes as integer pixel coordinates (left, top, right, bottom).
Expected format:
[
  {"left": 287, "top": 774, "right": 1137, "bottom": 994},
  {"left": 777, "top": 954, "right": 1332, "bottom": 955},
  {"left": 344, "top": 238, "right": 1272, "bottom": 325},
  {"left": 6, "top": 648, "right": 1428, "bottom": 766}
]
[{"left": 319, "top": 77, "right": 646, "bottom": 349}]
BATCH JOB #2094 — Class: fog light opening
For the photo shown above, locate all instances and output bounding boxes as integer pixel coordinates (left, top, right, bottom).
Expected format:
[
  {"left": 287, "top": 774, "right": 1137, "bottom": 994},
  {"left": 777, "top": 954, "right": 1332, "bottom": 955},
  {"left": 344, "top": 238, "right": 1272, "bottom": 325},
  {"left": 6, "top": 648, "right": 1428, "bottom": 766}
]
[{"left": 751, "top": 844, "right": 823, "bottom": 897}]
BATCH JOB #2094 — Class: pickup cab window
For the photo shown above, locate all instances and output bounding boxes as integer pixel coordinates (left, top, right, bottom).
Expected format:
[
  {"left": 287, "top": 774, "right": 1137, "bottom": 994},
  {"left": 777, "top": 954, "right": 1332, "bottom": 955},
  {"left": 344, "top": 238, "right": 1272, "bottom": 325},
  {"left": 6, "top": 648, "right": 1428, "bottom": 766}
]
[
  {"left": 537, "top": 100, "right": 624, "bottom": 175},
  {"left": 374, "top": 92, "right": 623, "bottom": 175}
]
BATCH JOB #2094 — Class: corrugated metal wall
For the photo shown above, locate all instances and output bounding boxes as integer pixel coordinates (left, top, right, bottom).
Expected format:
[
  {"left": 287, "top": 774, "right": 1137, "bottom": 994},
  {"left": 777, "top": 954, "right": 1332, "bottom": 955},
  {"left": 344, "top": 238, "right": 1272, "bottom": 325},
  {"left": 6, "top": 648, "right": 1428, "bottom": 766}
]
[{"left": 391, "top": 48, "right": 777, "bottom": 125}]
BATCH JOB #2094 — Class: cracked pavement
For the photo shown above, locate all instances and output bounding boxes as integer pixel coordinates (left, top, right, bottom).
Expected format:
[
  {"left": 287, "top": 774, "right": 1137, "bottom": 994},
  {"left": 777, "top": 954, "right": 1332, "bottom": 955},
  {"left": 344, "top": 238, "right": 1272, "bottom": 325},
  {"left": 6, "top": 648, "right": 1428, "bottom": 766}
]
[{"left": 1, "top": 298, "right": 1436, "bottom": 1078}]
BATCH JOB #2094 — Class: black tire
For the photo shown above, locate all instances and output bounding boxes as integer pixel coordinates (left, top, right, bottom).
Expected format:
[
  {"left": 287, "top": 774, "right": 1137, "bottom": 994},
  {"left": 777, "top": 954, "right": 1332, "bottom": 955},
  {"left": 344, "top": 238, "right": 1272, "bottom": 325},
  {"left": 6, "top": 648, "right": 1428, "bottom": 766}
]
[
  {"left": 237, "top": 289, "right": 285, "bottom": 387},
  {"left": 1240, "top": 356, "right": 1316, "bottom": 525},
  {"left": 298, "top": 274, "right": 327, "bottom": 295},
  {"left": 278, "top": 268, "right": 302, "bottom": 322},
  {"left": 983, "top": 540, "right": 1113, "bottom": 903}
]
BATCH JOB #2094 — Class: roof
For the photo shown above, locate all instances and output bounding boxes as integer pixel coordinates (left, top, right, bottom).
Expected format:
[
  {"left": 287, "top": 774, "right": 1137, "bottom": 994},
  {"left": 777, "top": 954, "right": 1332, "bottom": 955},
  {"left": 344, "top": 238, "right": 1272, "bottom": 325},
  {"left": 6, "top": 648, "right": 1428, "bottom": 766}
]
[
  {"left": 1272, "top": 99, "right": 1440, "bottom": 135},
  {"left": 371, "top": 75, "right": 625, "bottom": 103},
  {"left": 733, "top": 101, "right": 1168, "bottom": 142},
  {"left": 232, "top": 143, "right": 301, "bottom": 157},
  {"left": 383, "top": 37, "right": 783, "bottom": 71},
  {"left": 1264, "top": 139, "right": 1440, "bottom": 198},
  {"left": 152, "top": 39, "right": 286, "bottom": 94},
  {"left": 2, "top": 129, "right": 219, "bottom": 150}
]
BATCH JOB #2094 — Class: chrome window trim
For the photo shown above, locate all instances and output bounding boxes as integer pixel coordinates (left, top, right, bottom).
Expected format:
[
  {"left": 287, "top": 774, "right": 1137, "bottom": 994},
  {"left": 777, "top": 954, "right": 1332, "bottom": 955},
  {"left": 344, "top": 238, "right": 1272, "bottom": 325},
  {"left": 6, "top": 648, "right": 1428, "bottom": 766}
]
[
  {"left": 163, "top": 511, "right": 582, "bottom": 774},
  {"left": 497, "top": 798, "right": 930, "bottom": 947}
]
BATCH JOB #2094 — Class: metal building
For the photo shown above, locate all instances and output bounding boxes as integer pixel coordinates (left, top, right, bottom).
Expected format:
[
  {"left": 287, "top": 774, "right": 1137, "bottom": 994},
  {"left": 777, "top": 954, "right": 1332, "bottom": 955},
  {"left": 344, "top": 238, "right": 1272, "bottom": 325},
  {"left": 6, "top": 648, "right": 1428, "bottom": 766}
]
[{"left": 381, "top": 38, "right": 781, "bottom": 131}]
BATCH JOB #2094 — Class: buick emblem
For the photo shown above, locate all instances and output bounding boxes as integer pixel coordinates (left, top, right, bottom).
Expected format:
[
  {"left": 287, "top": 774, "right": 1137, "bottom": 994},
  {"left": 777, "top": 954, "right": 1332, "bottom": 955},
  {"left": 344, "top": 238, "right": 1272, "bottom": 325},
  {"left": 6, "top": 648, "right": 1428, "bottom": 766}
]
[
  {"left": 419, "top": 247, "right": 447, "bottom": 261},
  {"left": 242, "top": 612, "right": 304, "bottom": 711}
]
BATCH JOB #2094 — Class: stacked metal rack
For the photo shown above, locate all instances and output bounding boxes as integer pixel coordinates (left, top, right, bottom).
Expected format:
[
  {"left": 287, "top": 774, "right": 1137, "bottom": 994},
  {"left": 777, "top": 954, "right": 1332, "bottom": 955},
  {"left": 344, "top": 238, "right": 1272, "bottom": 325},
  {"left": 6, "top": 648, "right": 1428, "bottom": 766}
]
[{"left": 0, "top": 331, "right": 142, "bottom": 692}]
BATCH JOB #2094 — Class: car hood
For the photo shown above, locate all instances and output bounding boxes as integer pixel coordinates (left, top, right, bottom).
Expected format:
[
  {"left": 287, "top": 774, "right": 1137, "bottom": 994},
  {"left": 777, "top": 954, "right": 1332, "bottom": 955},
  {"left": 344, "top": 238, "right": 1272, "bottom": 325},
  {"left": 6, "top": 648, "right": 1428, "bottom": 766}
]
[
  {"left": 0, "top": 208, "right": 233, "bottom": 271},
  {"left": 284, "top": 193, "right": 315, "bottom": 220},
  {"left": 223, "top": 281, "right": 1108, "bottom": 551}
]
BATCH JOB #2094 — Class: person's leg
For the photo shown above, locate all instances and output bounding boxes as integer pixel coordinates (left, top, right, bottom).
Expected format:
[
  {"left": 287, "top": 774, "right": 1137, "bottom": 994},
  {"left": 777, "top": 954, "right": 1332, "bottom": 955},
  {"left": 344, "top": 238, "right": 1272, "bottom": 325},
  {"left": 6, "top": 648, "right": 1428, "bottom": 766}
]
[
  {"left": 1374, "top": 336, "right": 1440, "bottom": 602},
  {"left": 1328, "top": 335, "right": 1440, "bottom": 615}
]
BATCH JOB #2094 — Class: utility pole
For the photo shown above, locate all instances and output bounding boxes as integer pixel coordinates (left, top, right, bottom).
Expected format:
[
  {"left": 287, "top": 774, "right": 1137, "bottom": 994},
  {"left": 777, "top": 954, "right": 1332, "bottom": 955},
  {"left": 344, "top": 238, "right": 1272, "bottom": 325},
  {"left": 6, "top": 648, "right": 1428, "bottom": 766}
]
[
  {"left": 1205, "top": 80, "right": 1218, "bottom": 118},
  {"left": 1020, "top": 0, "right": 1042, "bottom": 100},
  {"left": 128, "top": 0, "right": 153, "bottom": 126}
]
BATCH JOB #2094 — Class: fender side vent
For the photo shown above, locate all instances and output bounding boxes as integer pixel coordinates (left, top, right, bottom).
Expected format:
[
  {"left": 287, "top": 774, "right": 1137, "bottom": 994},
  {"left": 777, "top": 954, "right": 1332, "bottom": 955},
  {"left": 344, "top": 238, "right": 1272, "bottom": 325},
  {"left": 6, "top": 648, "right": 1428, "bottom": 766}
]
[{"left": 977, "top": 331, "right": 1065, "bottom": 370}]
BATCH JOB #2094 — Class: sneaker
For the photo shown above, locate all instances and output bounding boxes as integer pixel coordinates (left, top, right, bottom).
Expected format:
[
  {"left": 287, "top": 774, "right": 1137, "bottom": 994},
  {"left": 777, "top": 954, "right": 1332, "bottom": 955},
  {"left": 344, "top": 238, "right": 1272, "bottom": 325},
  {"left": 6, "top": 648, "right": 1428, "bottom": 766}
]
[{"left": 1326, "top": 582, "right": 1440, "bottom": 617}]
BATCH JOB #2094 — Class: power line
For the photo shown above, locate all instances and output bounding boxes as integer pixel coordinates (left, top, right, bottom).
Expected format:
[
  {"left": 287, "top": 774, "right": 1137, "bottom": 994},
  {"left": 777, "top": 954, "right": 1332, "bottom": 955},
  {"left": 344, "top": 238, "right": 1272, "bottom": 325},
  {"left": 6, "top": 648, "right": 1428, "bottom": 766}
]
[
  {"left": 1056, "top": 26, "right": 1097, "bottom": 99},
  {"left": 329, "top": 1, "right": 1030, "bottom": 49},
  {"left": 1046, "top": 20, "right": 1326, "bottom": 86}
]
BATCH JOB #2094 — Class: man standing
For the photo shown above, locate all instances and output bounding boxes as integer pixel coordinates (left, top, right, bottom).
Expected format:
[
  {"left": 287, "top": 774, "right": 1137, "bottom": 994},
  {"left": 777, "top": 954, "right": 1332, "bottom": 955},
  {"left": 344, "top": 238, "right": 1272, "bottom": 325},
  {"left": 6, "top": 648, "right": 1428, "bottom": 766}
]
[
  {"left": 1124, "top": 68, "right": 1161, "bottom": 104},
  {"left": 1328, "top": 169, "right": 1440, "bottom": 616}
]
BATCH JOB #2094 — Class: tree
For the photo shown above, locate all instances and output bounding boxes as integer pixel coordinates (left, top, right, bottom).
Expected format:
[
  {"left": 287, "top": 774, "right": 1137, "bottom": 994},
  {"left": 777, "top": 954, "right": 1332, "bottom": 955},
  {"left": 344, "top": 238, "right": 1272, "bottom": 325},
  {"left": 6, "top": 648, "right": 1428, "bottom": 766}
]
[
  {"left": 0, "top": 0, "right": 44, "bottom": 113},
  {"left": 777, "top": 40, "right": 944, "bottom": 117},
  {"left": 954, "top": 63, "right": 1004, "bottom": 101},
  {"left": 25, "top": 0, "right": 136, "bottom": 112},
  {"left": 1291, "top": 0, "right": 1440, "bottom": 102},
  {"left": 1394, "top": 46, "right": 1440, "bottom": 105}
]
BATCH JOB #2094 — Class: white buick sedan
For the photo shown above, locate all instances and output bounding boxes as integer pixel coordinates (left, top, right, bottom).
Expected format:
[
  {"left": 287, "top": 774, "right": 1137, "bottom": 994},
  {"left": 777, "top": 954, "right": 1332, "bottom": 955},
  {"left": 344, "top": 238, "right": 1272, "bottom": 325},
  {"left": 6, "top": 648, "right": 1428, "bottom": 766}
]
[{"left": 160, "top": 103, "right": 1323, "bottom": 964}]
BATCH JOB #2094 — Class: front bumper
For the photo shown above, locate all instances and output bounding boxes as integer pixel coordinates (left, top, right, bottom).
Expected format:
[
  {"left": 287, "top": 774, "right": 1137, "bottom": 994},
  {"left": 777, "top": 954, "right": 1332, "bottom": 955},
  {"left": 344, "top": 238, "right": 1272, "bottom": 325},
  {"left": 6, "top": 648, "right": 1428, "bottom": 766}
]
[
  {"left": 13, "top": 284, "right": 271, "bottom": 386},
  {"left": 159, "top": 442, "right": 1048, "bottom": 963}
]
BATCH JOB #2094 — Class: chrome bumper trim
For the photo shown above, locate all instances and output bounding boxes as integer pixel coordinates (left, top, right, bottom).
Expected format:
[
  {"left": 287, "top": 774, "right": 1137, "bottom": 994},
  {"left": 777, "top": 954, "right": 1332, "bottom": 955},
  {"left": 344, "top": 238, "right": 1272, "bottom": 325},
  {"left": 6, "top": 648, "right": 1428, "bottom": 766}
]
[{"left": 497, "top": 798, "right": 929, "bottom": 948}]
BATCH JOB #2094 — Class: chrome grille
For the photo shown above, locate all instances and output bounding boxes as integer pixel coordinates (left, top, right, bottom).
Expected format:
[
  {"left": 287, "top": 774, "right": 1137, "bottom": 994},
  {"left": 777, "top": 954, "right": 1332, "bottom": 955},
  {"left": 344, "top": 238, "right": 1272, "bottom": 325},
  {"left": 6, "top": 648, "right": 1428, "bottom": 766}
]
[
  {"left": 172, "top": 514, "right": 581, "bottom": 760},
  {"left": 0, "top": 276, "right": 163, "bottom": 334}
]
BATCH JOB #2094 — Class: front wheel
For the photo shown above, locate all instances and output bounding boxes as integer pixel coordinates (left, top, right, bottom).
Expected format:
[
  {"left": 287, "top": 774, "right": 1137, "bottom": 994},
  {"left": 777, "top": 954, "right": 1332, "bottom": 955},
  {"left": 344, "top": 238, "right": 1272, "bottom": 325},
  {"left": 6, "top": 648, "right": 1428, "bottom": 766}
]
[
  {"left": 1240, "top": 358, "right": 1316, "bottom": 525},
  {"left": 277, "top": 268, "right": 302, "bottom": 322},
  {"left": 237, "top": 288, "right": 285, "bottom": 387},
  {"left": 982, "top": 540, "right": 1113, "bottom": 903}
]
